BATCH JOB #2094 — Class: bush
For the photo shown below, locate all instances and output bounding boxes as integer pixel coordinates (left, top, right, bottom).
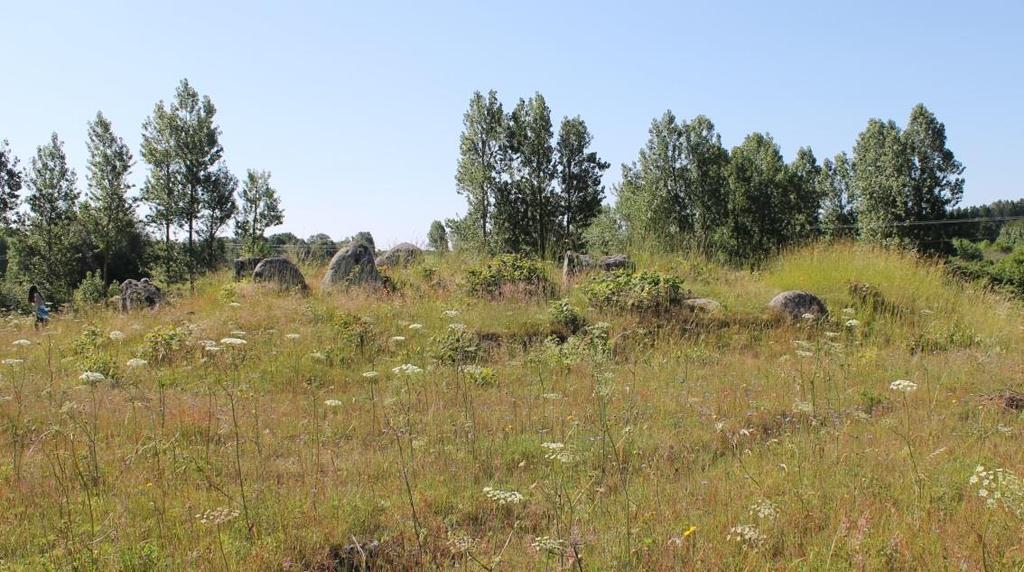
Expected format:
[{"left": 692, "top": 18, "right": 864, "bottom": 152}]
[
  {"left": 548, "top": 298, "right": 586, "bottom": 335},
  {"left": 581, "top": 270, "right": 690, "bottom": 312},
  {"left": 73, "top": 271, "right": 108, "bottom": 306},
  {"left": 951, "top": 238, "right": 984, "bottom": 261},
  {"left": 465, "top": 254, "right": 551, "bottom": 298},
  {"left": 431, "top": 323, "right": 480, "bottom": 365}
]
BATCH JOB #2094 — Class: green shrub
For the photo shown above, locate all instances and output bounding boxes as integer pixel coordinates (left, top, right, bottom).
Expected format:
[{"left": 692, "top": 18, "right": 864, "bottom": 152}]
[
  {"left": 951, "top": 238, "right": 984, "bottom": 261},
  {"left": 73, "top": 271, "right": 108, "bottom": 306},
  {"left": 465, "top": 254, "right": 551, "bottom": 298},
  {"left": 548, "top": 298, "right": 586, "bottom": 335},
  {"left": 581, "top": 270, "right": 689, "bottom": 312},
  {"left": 141, "top": 325, "right": 191, "bottom": 364},
  {"left": 431, "top": 323, "right": 480, "bottom": 365}
]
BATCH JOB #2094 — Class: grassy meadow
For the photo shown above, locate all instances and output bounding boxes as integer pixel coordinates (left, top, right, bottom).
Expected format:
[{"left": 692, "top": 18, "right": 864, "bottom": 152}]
[{"left": 1, "top": 243, "right": 1023, "bottom": 570}]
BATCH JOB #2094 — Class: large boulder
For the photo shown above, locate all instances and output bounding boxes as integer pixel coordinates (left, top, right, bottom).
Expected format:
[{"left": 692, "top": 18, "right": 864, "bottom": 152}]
[
  {"left": 377, "top": 242, "right": 422, "bottom": 267},
  {"left": 253, "top": 257, "right": 308, "bottom": 291},
  {"left": 684, "top": 297, "right": 722, "bottom": 314},
  {"left": 120, "top": 278, "right": 163, "bottom": 311},
  {"left": 322, "top": 243, "right": 383, "bottom": 289},
  {"left": 768, "top": 290, "right": 827, "bottom": 320},
  {"left": 233, "top": 257, "right": 264, "bottom": 281}
]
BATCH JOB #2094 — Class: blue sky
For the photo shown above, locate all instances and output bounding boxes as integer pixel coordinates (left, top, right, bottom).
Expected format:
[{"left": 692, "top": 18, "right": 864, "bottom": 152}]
[{"left": 4, "top": 0, "right": 1022, "bottom": 248}]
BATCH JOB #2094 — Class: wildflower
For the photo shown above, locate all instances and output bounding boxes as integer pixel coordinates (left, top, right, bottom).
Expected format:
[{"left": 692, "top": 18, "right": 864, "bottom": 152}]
[
  {"left": 482, "top": 486, "right": 524, "bottom": 505},
  {"left": 442, "top": 309, "right": 459, "bottom": 318},
  {"left": 362, "top": 371, "right": 379, "bottom": 378},
  {"left": 541, "top": 393, "right": 562, "bottom": 400},
  {"left": 2, "top": 358, "right": 24, "bottom": 366},
  {"left": 446, "top": 530, "right": 475, "bottom": 553},
  {"left": 195, "top": 507, "right": 240, "bottom": 526},
  {"left": 750, "top": 498, "right": 779, "bottom": 520},
  {"left": 842, "top": 307, "right": 856, "bottom": 316},
  {"left": 228, "top": 302, "right": 241, "bottom": 308},
  {"left": 531, "top": 536, "right": 568, "bottom": 557},
  {"left": 285, "top": 333, "right": 301, "bottom": 340},
  {"left": 109, "top": 331, "right": 125, "bottom": 341},
  {"left": 309, "top": 351, "right": 327, "bottom": 361},
  {"left": 889, "top": 379, "right": 918, "bottom": 393},
  {"left": 392, "top": 363, "right": 423, "bottom": 375},
  {"left": 845, "top": 319, "right": 860, "bottom": 328},
  {"left": 126, "top": 358, "right": 148, "bottom": 368},
  {"left": 220, "top": 337, "right": 247, "bottom": 346},
  {"left": 205, "top": 345, "right": 223, "bottom": 353},
  {"left": 801, "top": 313, "right": 816, "bottom": 321},
  {"left": 324, "top": 399, "right": 344, "bottom": 407},
  {"left": 389, "top": 336, "right": 406, "bottom": 343},
  {"left": 541, "top": 442, "right": 577, "bottom": 463},
  {"left": 683, "top": 525, "right": 697, "bottom": 537},
  {"left": 12, "top": 339, "right": 31, "bottom": 347},
  {"left": 229, "top": 330, "right": 246, "bottom": 337},
  {"left": 408, "top": 323, "right": 423, "bottom": 330},
  {"left": 793, "top": 401, "right": 813, "bottom": 414},
  {"left": 824, "top": 331, "right": 840, "bottom": 338},
  {"left": 727, "top": 524, "right": 766, "bottom": 549},
  {"left": 795, "top": 350, "right": 814, "bottom": 358},
  {"left": 448, "top": 323, "right": 467, "bottom": 332},
  {"left": 79, "top": 371, "right": 105, "bottom": 383},
  {"left": 970, "top": 465, "right": 1024, "bottom": 516}
]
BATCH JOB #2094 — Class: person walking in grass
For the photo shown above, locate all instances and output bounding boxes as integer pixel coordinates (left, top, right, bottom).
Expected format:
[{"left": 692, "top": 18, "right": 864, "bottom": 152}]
[{"left": 28, "top": 285, "right": 48, "bottom": 328}]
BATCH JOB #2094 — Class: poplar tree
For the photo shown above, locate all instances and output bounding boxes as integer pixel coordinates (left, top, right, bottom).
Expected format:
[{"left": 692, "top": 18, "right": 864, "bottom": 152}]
[
  {"left": 0, "top": 140, "right": 22, "bottom": 228},
  {"left": 235, "top": 169, "right": 284, "bottom": 256},
  {"left": 82, "top": 111, "right": 137, "bottom": 282},
  {"left": 554, "top": 116, "right": 608, "bottom": 252},
  {"left": 455, "top": 91, "right": 504, "bottom": 252}
]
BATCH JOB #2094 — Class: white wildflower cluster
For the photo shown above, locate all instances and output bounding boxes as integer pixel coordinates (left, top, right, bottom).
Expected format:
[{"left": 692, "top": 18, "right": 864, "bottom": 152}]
[
  {"left": 482, "top": 486, "right": 524, "bottom": 505},
  {"left": 195, "top": 506, "right": 240, "bottom": 526},
  {"left": 889, "top": 379, "right": 918, "bottom": 393},
  {"left": 79, "top": 371, "right": 105, "bottom": 383},
  {"left": 309, "top": 351, "right": 327, "bottom": 361},
  {"left": 970, "top": 465, "right": 1024, "bottom": 517},
  {"left": 228, "top": 302, "right": 241, "bottom": 308},
  {"left": 220, "top": 337, "right": 247, "bottom": 346},
  {"left": 324, "top": 399, "right": 344, "bottom": 407},
  {"left": 2, "top": 358, "right": 24, "bottom": 366},
  {"left": 541, "top": 442, "right": 577, "bottom": 464},
  {"left": 389, "top": 336, "right": 406, "bottom": 343},
  {"left": 793, "top": 340, "right": 814, "bottom": 358},
  {"left": 845, "top": 319, "right": 860, "bottom": 328},
  {"left": 750, "top": 498, "right": 780, "bottom": 521},
  {"left": 800, "top": 313, "right": 816, "bottom": 321},
  {"left": 531, "top": 536, "right": 568, "bottom": 557},
  {"left": 11, "top": 339, "right": 31, "bottom": 347},
  {"left": 285, "top": 333, "right": 301, "bottom": 340},
  {"left": 109, "top": 331, "right": 125, "bottom": 341},
  {"left": 229, "top": 330, "right": 246, "bottom": 336},
  {"left": 392, "top": 363, "right": 423, "bottom": 375},
  {"left": 541, "top": 393, "right": 562, "bottom": 400},
  {"left": 126, "top": 358, "right": 148, "bottom": 368},
  {"left": 727, "top": 524, "right": 766, "bottom": 549},
  {"left": 792, "top": 401, "right": 814, "bottom": 415},
  {"left": 442, "top": 309, "right": 459, "bottom": 318},
  {"left": 408, "top": 323, "right": 423, "bottom": 330},
  {"left": 446, "top": 529, "right": 475, "bottom": 553},
  {"left": 362, "top": 371, "right": 379, "bottom": 379}
]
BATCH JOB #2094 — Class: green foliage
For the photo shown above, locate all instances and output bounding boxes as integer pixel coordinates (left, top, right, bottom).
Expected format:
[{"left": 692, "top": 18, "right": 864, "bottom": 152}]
[
  {"left": 427, "top": 220, "right": 448, "bottom": 252},
  {"left": 582, "top": 270, "right": 689, "bottom": 312},
  {"left": 431, "top": 323, "right": 480, "bottom": 365},
  {"left": 465, "top": 254, "right": 551, "bottom": 297},
  {"left": 455, "top": 90, "right": 505, "bottom": 253},
  {"left": 235, "top": 169, "right": 284, "bottom": 257},
  {"left": 997, "top": 220, "right": 1024, "bottom": 249},
  {"left": 818, "top": 152, "right": 856, "bottom": 239},
  {"left": 989, "top": 247, "right": 1024, "bottom": 296},
  {"left": 73, "top": 270, "right": 108, "bottom": 306},
  {"left": 583, "top": 205, "right": 626, "bottom": 255},
  {"left": 140, "top": 325, "right": 191, "bottom": 364},
  {"left": 0, "top": 140, "right": 23, "bottom": 228},
  {"left": 554, "top": 116, "right": 609, "bottom": 253},
  {"left": 951, "top": 238, "right": 984, "bottom": 261},
  {"left": 548, "top": 298, "right": 586, "bottom": 336},
  {"left": 82, "top": 111, "right": 137, "bottom": 283}
]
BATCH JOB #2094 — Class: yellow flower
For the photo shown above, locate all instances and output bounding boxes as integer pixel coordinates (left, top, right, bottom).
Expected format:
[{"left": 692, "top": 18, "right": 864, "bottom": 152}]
[{"left": 683, "top": 525, "right": 697, "bottom": 538}]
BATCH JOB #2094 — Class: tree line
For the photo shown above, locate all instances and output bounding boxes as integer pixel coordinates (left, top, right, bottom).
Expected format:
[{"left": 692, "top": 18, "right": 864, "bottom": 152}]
[
  {"left": 449, "top": 92, "right": 969, "bottom": 263},
  {"left": 0, "top": 79, "right": 284, "bottom": 305}
]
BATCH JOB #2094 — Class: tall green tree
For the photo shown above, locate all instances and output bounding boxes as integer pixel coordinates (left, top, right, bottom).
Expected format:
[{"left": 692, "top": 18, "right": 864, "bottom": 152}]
[
  {"left": 817, "top": 152, "right": 855, "bottom": 239},
  {"left": 680, "top": 115, "right": 730, "bottom": 250},
  {"left": 427, "top": 220, "right": 448, "bottom": 252},
  {"left": 616, "top": 111, "right": 688, "bottom": 249},
  {"left": 554, "top": 116, "right": 608, "bottom": 253},
  {"left": 198, "top": 165, "right": 237, "bottom": 267},
  {"left": 501, "top": 93, "right": 556, "bottom": 256},
  {"left": 903, "top": 103, "right": 965, "bottom": 246},
  {"left": 454, "top": 90, "right": 504, "bottom": 252},
  {"left": 723, "top": 132, "right": 791, "bottom": 261},
  {"left": 0, "top": 140, "right": 22, "bottom": 228},
  {"left": 167, "top": 79, "right": 234, "bottom": 288},
  {"left": 14, "top": 133, "right": 81, "bottom": 300},
  {"left": 786, "top": 146, "right": 822, "bottom": 241},
  {"left": 140, "top": 100, "right": 181, "bottom": 279},
  {"left": 82, "top": 111, "right": 137, "bottom": 282},
  {"left": 235, "top": 169, "right": 283, "bottom": 256},
  {"left": 851, "top": 119, "right": 913, "bottom": 244}
]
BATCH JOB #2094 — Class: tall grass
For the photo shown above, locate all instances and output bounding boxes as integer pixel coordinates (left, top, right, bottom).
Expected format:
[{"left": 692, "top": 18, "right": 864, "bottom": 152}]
[{"left": 0, "top": 243, "right": 1022, "bottom": 569}]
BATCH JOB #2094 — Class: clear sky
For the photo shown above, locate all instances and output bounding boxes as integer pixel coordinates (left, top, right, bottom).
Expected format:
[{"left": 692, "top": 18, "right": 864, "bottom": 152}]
[{"left": 4, "top": 0, "right": 1022, "bottom": 248}]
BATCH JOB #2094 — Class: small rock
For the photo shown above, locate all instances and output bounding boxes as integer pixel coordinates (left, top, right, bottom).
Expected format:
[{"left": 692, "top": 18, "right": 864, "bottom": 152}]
[{"left": 684, "top": 298, "right": 722, "bottom": 313}]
